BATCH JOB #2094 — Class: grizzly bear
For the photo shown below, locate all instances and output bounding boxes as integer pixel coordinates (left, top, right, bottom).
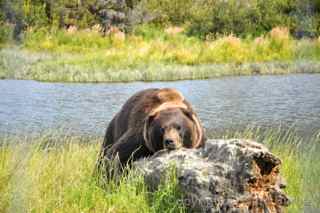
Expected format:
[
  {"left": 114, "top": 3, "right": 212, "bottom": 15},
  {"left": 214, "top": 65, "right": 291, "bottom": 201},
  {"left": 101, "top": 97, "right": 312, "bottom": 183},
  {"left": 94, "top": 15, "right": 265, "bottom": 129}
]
[{"left": 96, "top": 88, "right": 206, "bottom": 175}]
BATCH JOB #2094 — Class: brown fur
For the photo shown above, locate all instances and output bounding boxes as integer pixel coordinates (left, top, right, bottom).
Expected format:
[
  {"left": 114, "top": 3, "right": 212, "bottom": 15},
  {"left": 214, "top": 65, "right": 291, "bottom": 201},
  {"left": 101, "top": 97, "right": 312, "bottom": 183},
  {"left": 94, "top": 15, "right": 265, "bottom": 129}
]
[{"left": 96, "top": 88, "right": 206, "bottom": 174}]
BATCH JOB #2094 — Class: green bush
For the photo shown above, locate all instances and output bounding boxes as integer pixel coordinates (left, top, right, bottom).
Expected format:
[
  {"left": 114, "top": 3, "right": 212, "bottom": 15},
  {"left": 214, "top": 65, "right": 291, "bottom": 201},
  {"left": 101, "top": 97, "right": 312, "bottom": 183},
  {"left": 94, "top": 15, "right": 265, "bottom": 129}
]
[
  {"left": 143, "top": 0, "right": 319, "bottom": 38},
  {"left": 132, "top": 24, "right": 165, "bottom": 40},
  {"left": 141, "top": 0, "right": 195, "bottom": 25},
  {"left": 0, "top": 23, "right": 13, "bottom": 46},
  {"left": 22, "top": 0, "right": 49, "bottom": 27}
]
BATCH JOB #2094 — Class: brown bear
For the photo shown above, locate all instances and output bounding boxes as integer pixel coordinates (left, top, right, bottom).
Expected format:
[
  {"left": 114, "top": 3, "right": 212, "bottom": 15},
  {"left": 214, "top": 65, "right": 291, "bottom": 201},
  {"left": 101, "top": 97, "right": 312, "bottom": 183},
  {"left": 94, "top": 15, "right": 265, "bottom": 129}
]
[{"left": 96, "top": 88, "right": 206, "bottom": 175}]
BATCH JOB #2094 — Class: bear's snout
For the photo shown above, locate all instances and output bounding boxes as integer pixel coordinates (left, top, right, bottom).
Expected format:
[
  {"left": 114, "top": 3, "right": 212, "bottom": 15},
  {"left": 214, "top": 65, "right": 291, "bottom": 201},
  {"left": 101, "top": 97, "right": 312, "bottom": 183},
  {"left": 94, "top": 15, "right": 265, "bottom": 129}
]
[
  {"left": 164, "top": 139, "right": 175, "bottom": 149},
  {"left": 163, "top": 128, "right": 182, "bottom": 150}
]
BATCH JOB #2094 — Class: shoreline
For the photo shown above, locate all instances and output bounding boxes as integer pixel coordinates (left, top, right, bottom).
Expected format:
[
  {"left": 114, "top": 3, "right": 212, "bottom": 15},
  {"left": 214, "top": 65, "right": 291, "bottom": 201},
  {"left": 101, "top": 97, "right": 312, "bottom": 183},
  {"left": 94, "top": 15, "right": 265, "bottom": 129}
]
[{"left": 1, "top": 47, "right": 320, "bottom": 83}]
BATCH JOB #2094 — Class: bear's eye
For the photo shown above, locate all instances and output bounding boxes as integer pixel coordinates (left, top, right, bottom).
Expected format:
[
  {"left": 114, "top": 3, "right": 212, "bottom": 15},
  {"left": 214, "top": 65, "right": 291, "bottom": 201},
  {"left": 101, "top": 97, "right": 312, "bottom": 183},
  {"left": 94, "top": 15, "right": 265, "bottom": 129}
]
[
  {"left": 159, "top": 127, "right": 165, "bottom": 134},
  {"left": 176, "top": 125, "right": 181, "bottom": 131}
]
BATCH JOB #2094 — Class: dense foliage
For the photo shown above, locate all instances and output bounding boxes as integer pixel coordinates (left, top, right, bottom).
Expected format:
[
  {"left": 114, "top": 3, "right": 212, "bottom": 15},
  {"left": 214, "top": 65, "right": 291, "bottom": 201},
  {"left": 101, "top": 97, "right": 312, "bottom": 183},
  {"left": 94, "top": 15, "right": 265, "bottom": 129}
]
[
  {"left": 147, "top": 0, "right": 320, "bottom": 38},
  {"left": 0, "top": 0, "right": 319, "bottom": 43}
]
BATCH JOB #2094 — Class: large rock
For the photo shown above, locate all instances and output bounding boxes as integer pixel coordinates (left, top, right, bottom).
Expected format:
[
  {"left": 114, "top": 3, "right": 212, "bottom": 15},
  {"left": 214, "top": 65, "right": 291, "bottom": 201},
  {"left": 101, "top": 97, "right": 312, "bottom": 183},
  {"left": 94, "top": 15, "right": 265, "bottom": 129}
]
[{"left": 134, "top": 139, "right": 290, "bottom": 213}]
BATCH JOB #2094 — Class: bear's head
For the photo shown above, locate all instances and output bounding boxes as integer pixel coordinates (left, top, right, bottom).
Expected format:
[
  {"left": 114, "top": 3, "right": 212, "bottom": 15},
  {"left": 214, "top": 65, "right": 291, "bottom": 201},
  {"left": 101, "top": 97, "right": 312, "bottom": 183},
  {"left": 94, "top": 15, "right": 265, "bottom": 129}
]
[{"left": 143, "top": 107, "right": 204, "bottom": 153}]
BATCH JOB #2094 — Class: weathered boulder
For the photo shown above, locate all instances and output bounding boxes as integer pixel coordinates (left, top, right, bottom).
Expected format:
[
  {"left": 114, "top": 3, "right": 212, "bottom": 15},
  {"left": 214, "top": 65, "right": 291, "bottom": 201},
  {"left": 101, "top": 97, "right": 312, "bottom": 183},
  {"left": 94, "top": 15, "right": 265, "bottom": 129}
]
[{"left": 134, "top": 139, "right": 290, "bottom": 213}]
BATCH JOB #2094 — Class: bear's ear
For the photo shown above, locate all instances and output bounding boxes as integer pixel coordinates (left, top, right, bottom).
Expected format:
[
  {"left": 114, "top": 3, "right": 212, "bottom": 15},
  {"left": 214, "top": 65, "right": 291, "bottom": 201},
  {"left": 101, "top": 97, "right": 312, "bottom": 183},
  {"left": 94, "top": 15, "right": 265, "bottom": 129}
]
[
  {"left": 157, "top": 88, "right": 184, "bottom": 103},
  {"left": 147, "top": 114, "right": 157, "bottom": 125},
  {"left": 181, "top": 108, "right": 193, "bottom": 120}
]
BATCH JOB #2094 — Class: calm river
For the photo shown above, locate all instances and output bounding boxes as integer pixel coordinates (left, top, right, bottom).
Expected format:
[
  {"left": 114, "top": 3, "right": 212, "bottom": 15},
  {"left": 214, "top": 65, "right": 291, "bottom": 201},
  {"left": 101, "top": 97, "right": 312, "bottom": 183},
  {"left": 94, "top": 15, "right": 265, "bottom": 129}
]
[{"left": 0, "top": 74, "right": 319, "bottom": 137}]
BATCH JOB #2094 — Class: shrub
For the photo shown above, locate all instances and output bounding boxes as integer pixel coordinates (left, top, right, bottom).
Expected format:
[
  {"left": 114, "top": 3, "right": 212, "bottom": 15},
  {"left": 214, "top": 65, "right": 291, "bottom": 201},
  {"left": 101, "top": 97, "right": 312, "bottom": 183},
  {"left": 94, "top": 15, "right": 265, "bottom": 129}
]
[
  {"left": 142, "top": 0, "right": 319, "bottom": 38},
  {"left": 0, "top": 23, "right": 13, "bottom": 46}
]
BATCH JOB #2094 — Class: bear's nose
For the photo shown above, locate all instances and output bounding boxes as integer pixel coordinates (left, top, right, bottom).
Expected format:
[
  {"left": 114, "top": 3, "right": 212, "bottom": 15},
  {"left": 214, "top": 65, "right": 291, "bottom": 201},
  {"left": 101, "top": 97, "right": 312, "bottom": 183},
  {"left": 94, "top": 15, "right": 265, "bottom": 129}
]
[{"left": 164, "top": 139, "right": 174, "bottom": 147}]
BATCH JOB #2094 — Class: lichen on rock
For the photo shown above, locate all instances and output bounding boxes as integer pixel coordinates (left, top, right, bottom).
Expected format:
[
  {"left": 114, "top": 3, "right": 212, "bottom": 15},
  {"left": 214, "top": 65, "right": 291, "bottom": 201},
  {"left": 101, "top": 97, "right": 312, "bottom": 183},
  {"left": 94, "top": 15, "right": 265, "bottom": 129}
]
[{"left": 134, "top": 139, "right": 290, "bottom": 212}]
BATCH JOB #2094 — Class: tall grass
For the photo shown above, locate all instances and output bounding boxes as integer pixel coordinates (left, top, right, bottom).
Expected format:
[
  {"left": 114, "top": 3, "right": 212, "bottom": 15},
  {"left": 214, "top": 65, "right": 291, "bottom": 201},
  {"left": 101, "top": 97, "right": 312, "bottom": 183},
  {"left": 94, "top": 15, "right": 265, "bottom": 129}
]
[
  {"left": 22, "top": 26, "right": 320, "bottom": 63},
  {"left": 1, "top": 26, "right": 320, "bottom": 82},
  {"left": 0, "top": 129, "right": 319, "bottom": 212},
  {"left": 0, "top": 135, "right": 184, "bottom": 213}
]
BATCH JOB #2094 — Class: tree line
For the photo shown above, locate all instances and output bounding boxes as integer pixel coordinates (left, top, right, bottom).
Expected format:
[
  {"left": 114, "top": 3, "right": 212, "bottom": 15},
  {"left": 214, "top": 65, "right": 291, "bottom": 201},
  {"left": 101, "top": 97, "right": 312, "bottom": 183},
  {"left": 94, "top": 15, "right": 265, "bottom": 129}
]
[{"left": 0, "top": 0, "right": 320, "bottom": 40}]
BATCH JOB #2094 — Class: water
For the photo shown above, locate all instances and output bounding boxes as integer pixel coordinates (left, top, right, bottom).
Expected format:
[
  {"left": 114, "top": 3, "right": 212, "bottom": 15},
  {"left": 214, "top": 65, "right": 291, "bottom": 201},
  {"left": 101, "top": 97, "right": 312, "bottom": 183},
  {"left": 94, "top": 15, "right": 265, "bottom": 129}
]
[{"left": 0, "top": 74, "right": 320, "bottom": 137}]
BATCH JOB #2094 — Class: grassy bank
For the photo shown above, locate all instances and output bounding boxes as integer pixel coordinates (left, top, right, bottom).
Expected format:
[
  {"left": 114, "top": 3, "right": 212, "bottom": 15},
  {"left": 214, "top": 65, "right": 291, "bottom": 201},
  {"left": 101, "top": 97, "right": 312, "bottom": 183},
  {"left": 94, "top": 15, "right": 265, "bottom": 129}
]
[
  {"left": 0, "top": 129, "right": 319, "bottom": 212},
  {"left": 1, "top": 27, "right": 320, "bottom": 82}
]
